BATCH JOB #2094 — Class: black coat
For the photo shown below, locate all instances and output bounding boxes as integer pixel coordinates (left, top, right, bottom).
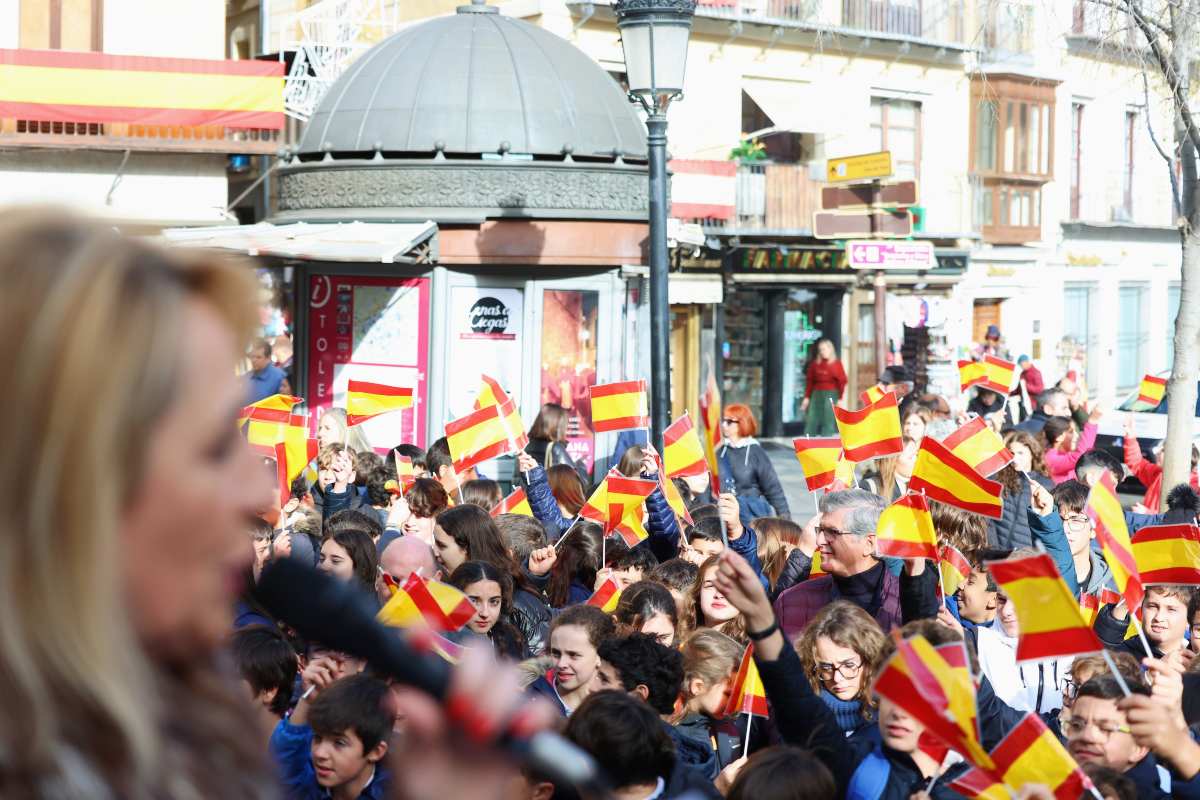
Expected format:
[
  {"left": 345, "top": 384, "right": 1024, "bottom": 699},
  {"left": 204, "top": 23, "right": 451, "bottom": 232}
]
[
  {"left": 717, "top": 441, "right": 790, "bottom": 519},
  {"left": 521, "top": 438, "right": 589, "bottom": 490},
  {"left": 988, "top": 484, "right": 1033, "bottom": 550},
  {"left": 507, "top": 587, "right": 551, "bottom": 657}
]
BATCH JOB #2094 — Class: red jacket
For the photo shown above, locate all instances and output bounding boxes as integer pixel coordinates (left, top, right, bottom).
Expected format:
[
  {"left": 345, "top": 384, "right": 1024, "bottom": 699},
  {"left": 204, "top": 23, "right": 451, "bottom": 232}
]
[
  {"left": 1019, "top": 364, "right": 1045, "bottom": 398},
  {"left": 1124, "top": 436, "right": 1200, "bottom": 509},
  {"left": 804, "top": 358, "right": 847, "bottom": 400}
]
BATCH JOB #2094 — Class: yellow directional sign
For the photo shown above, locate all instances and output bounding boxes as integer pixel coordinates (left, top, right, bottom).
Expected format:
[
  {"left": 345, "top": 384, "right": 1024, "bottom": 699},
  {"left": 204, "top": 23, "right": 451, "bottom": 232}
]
[{"left": 826, "top": 151, "right": 893, "bottom": 182}]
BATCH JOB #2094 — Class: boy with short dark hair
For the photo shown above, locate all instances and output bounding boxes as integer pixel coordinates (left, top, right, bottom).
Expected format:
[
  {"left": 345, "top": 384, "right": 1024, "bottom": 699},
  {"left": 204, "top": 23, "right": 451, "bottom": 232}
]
[
  {"left": 1053, "top": 479, "right": 1112, "bottom": 596},
  {"left": 610, "top": 546, "right": 659, "bottom": 590},
  {"left": 1096, "top": 584, "right": 1194, "bottom": 659},
  {"left": 682, "top": 517, "right": 725, "bottom": 565},
  {"left": 270, "top": 672, "right": 392, "bottom": 800}
]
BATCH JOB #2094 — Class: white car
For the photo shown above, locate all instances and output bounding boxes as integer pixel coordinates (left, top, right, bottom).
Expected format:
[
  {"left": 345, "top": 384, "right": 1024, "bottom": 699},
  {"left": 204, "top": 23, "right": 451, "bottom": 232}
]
[{"left": 1095, "top": 372, "right": 1200, "bottom": 485}]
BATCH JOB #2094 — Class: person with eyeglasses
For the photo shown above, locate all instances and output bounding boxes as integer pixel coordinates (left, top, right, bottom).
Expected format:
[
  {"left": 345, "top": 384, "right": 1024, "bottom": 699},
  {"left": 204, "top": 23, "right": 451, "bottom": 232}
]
[
  {"left": 1052, "top": 480, "right": 1114, "bottom": 598},
  {"left": 773, "top": 489, "right": 939, "bottom": 643},
  {"left": 1065, "top": 676, "right": 1168, "bottom": 797},
  {"left": 795, "top": 600, "right": 887, "bottom": 737}
]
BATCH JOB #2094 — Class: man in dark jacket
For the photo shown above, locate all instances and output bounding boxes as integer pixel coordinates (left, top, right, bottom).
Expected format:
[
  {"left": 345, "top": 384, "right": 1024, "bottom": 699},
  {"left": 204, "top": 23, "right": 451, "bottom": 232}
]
[
  {"left": 773, "top": 489, "right": 938, "bottom": 640},
  {"left": 1014, "top": 387, "right": 1071, "bottom": 436}
]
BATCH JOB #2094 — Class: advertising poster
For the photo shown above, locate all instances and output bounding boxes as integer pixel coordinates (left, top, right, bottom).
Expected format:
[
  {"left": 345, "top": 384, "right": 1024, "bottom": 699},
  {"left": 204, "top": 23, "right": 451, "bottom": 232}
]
[
  {"left": 307, "top": 274, "right": 429, "bottom": 450},
  {"left": 541, "top": 289, "right": 599, "bottom": 472},
  {"left": 446, "top": 286, "right": 525, "bottom": 421}
]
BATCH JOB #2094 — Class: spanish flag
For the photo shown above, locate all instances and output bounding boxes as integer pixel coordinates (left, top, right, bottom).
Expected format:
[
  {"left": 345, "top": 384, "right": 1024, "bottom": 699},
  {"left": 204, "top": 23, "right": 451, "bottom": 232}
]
[
  {"left": 590, "top": 380, "right": 650, "bottom": 433},
  {"left": 345, "top": 380, "right": 413, "bottom": 426},
  {"left": 1079, "top": 588, "right": 1122, "bottom": 627},
  {"left": 395, "top": 453, "right": 416, "bottom": 494},
  {"left": 876, "top": 493, "right": 938, "bottom": 561},
  {"left": 833, "top": 390, "right": 903, "bottom": 462},
  {"left": 722, "top": 644, "right": 769, "bottom": 718},
  {"left": 473, "top": 374, "right": 511, "bottom": 410},
  {"left": 241, "top": 394, "right": 304, "bottom": 455},
  {"left": 1086, "top": 472, "right": 1145, "bottom": 613},
  {"left": 472, "top": 376, "right": 527, "bottom": 448},
  {"left": 874, "top": 634, "right": 993, "bottom": 769},
  {"left": 808, "top": 549, "right": 826, "bottom": 579},
  {"left": 491, "top": 487, "right": 534, "bottom": 518},
  {"left": 579, "top": 469, "right": 618, "bottom": 524},
  {"left": 1134, "top": 374, "right": 1167, "bottom": 410},
  {"left": 698, "top": 372, "right": 723, "bottom": 495},
  {"left": 240, "top": 393, "right": 302, "bottom": 425},
  {"left": 792, "top": 437, "right": 842, "bottom": 491},
  {"left": 587, "top": 577, "right": 622, "bottom": 613},
  {"left": 941, "top": 416, "right": 1013, "bottom": 477},
  {"left": 404, "top": 626, "right": 467, "bottom": 665},
  {"left": 860, "top": 384, "right": 886, "bottom": 406},
  {"left": 274, "top": 426, "right": 318, "bottom": 507},
  {"left": 606, "top": 475, "right": 658, "bottom": 547},
  {"left": 938, "top": 543, "right": 973, "bottom": 597},
  {"left": 987, "top": 553, "right": 1103, "bottom": 662},
  {"left": 663, "top": 414, "right": 708, "bottom": 478},
  {"left": 445, "top": 403, "right": 524, "bottom": 473},
  {"left": 958, "top": 360, "right": 988, "bottom": 393},
  {"left": 377, "top": 573, "right": 477, "bottom": 633},
  {"left": 658, "top": 469, "right": 694, "bottom": 527},
  {"left": 830, "top": 451, "right": 857, "bottom": 492},
  {"left": 980, "top": 356, "right": 1017, "bottom": 394},
  {"left": 909, "top": 436, "right": 1003, "bottom": 519},
  {"left": 948, "top": 713, "right": 1095, "bottom": 800},
  {"left": 1132, "top": 524, "right": 1200, "bottom": 585}
]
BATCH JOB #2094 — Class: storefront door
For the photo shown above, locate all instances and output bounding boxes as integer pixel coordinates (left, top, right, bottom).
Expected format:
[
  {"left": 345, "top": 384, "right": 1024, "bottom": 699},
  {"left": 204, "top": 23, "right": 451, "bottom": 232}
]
[{"left": 779, "top": 289, "right": 843, "bottom": 436}]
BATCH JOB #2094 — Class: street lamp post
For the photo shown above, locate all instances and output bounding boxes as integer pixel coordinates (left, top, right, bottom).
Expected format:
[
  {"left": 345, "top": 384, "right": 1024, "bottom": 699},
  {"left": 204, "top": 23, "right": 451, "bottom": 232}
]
[{"left": 613, "top": 0, "right": 697, "bottom": 449}]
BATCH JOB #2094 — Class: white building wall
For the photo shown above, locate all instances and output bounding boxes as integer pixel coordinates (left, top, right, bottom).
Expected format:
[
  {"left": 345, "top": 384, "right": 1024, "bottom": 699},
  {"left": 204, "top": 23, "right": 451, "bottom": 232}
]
[
  {"left": 104, "top": 0, "right": 226, "bottom": 58},
  {"left": 0, "top": 0, "right": 18, "bottom": 48}
]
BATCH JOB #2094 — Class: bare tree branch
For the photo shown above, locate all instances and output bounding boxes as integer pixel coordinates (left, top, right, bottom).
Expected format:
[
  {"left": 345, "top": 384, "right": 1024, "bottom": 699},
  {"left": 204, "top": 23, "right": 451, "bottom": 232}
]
[
  {"left": 1142, "top": 68, "right": 1183, "bottom": 214},
  {"left": 1082, "top": 0, "right": 1172, "bottom": 34},
  {"left": 1124, "top": 0, "right": 1200, "bottom": 155}
]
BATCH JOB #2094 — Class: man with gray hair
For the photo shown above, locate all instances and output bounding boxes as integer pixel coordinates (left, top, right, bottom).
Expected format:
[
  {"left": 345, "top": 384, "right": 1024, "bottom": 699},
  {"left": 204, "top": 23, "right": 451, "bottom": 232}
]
[
  {"left": 1014, "top": 387, "right": 1071, "bottom": 437},
  {"left": 772, "top": 489, "right": 937, "bottom": 640}
]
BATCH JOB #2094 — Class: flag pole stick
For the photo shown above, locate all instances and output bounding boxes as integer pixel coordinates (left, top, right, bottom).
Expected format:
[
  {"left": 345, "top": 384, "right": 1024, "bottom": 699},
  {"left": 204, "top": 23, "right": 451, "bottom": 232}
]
[
  {"left": 743, "top": 714, "right": 751, "bottom": 759},
  {"left": 937, "top": 556, "right": 947, "bottom": 608},
  {"left": 1101, "top": 649, "right": 1134, "bottom": 697},
  {"left": 553, "top": 517, "right": 583, "bottom": 551},
  {"left": 602, "top": 532, "right": 606, "bottom": 569},
  {"left": 1131, "top": 613, "right": 1155, "bottom": 660}
]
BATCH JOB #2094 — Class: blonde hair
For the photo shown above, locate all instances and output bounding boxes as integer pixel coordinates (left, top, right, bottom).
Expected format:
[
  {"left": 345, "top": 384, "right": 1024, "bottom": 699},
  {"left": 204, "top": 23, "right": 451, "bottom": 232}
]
[
  {"left": 674, "top": 627, "right": 743, "bottom": 720},
  {"left": 0, "top": 209, "right": 258, "bottom": 789},
  {"left": 796, "top": 601, "right": 887, "bottom": 717},
  {"left": 320, "top": 406, "right": 372, "bottom": 454},
  {"left": 754, "top": 517, "right": 804, "bottom": 593}
]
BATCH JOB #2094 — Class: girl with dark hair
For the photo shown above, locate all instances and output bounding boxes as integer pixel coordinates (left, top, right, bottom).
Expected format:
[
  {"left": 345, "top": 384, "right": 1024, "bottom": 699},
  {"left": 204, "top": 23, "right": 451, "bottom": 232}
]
[
  {"left": 446, "top": 561, "right": 527, "bottom": 660},
  {"left": 459, "top": 478, "right": 503, "bottom": 512},
  {"left": 689, "top": 555, "right": 747, "bottom": 642},
  {"left": 725, "top": 746, "right": 837, "bottom": 800},
  {"left": 612, "top": 580, "right": 679, "bottom": 646},
  {"left": 547, "top": 464, "right": 587, "bottom": 517},
  {"left": 1004, "top": 429, "right": 1052, "bottom": 490},
  {"left": 546, "top": 521, "right": 604, "bottom": 609},
  {"left": 1042, "top": 408, "right": 1101, "bottom": 485},
  {"left": 433, "top": 504, "right": 551, "bottom": 655},
  {"left": 318, "top": 528, "right": 378, "bottom": 594},
  {"left": 523, "top": 403, "right": 588, "bottom": 488},
  {"left": 528, "top": 605, "right": 616, "bottom": 716}
]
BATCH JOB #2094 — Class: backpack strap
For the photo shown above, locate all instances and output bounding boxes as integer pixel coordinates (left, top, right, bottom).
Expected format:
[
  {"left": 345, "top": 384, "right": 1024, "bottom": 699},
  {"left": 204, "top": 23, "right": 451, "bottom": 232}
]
[{"left": 846, "top": 745, "right": 892, "bottom": 800}]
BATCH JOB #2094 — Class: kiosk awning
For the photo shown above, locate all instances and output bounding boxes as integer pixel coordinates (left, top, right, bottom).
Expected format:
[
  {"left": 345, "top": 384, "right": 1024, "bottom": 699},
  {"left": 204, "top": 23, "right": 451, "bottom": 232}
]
[{"left": 161, "top": 220, "right": 438, "bottom": 264}]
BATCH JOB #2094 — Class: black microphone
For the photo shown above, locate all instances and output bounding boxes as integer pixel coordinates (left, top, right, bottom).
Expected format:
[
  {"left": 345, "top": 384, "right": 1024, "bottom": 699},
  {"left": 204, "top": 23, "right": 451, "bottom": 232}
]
[{"left": 256, "top": 558, "right": 605, "bottom": 792}]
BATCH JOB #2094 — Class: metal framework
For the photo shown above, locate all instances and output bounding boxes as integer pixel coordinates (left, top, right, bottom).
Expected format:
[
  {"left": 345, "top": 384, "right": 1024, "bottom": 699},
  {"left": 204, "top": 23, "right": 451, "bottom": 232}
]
[{"left": 281, "top": 0, "right": 400, "bottom": 122}]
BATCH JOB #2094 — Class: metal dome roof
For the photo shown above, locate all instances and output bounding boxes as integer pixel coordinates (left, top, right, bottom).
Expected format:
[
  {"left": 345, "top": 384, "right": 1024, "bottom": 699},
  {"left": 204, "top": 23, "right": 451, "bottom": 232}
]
[{"left": 297, "top": 2, "right": 648, "bottom": 160}]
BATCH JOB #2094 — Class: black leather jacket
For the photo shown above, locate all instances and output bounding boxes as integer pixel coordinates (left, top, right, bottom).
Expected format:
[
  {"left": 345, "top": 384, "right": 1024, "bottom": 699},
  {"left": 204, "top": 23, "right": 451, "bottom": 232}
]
[{"left": 507, "top": 587, "right": 551, "bottom": 657}]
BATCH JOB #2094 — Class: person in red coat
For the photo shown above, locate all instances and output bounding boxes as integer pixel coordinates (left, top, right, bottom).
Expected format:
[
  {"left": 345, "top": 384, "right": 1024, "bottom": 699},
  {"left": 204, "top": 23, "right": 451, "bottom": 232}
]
[
  {"left": 800, "top": 339, "right": 847, "bottom": 436},
  {"left": 1014, "top": 355, "right": 1045, "bottom": 419},
  {"left": 1123, "top": 414, "right": 1200, "bottom": 511}
]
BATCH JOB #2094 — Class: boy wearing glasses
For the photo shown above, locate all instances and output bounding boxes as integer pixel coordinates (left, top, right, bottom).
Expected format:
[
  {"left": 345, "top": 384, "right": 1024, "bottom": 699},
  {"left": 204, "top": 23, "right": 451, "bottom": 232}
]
[
  {"left": 1052, "top": 480, "right": 1114, "bottom": 597},
  {"left": 1065, "top": 676, "right": 1163, "bottom": 795}
]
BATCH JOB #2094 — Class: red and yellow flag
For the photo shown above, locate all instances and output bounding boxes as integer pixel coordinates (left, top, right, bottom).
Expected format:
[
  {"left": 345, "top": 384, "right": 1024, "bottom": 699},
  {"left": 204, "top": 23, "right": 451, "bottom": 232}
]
[
  {"left": 394, "top": 453, "right": 416, "bottom": 494},
  {"left": 1087, "top": 472, "right": 1145, "bottom": 613},
  {"left": 833, "top": 390, "right": 903, "bottom": 461},
  {"left": 590, "top": 380, "right": 650, "bottom": 433},
  {"left": 698, "top": 372, "right": 723, "bottom": 495},
  {"left": 958, "top": 357, "right": 1016, "bottom": 395},
  {"left": 958, "top": 360, "right": 987, "bottom": 393},
  {"left": 829, "top": 451, "right": 857, "bottom": 492},
  {"left": 579, "top": 469, "right": 617, "bottom": 524},
  {"left": 606, "top": 476, "right": 658, "bottom": 547},
  {"left": 938, "top": 543, "right": 973, "bottom": 597},
  {"left": 473, "top": 374, "right": 510, "bottom": 411},
  {"left": 587, "top": 577, "right": 622, "bottom": 613},
  {"left": 1132, "top": 524, "right": 1200, "bottom": 585},
  {"left": 909, "top": 436, "right": 1003, "bottom": 519},
  {"left": 472, "top": 376, "right": 527, "bottom": 448},
  {"left": 658, "top": 469, "right": 694, "bottom": 527},
  {"left": 792, "top": 437, "right": 842, "bottom": 491},
  {"left": 345, "top": 379, "right": 413, "bottom": 426},
  {"left": 445, "top": 403, "right": 525, "bottom": 473},
  {"left": 941, "top": 416, "right": 1013, "bottom": 477},
  {"left": 948, "top": 713, "right": 1094, "bottom": 800},
  {"left": 808, "top": 549, "right": 826, "bottom": 579},
  {"left": 1134, "top": 374, "right": 1167, "bottom": 410},
  {"left": 876, "top": 493, "right": 938, "bottom": 561},
  {"left": 860, "top": 384, "right": 886, "bottom": 407},
  {"left": 663, "top": 414, "right": 708, "bottom": 478},
  {"left": 722, "top": 644, "right": 769, "bottom": 718},
  {"left": 377, "top": 573, "right": 476, "bottom": 633},
  {"left": 491, "top": 487, "right": 534, "bottom": 518},
  {"left": 274, "top": 425, "right": 318, "bottom": 507},
  {"left": 241, "top": 394, "right": 305, "bottom": 455},
  {"left": 987, "top": 553, "right": 1104, "bottom": 662},
  {"left": 1079, "top": 588, "right": 1122, "bottom": 627}
]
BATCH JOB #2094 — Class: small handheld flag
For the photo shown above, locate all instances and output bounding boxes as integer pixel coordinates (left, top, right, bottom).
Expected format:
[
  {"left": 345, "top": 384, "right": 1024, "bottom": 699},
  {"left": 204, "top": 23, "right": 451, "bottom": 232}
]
[
  {"left": 860, "top": 384, "right": 886, "bottom": 406},
  {"left": 948, "top": 713, "right": 1095, "bottom": 800},
  {"left": 445, "top": 403, "right": 527, "bottom": 473},
  {"left": 875, "top": 493, "right": 938, "bottom": 561},
  {"left": 958, "top": 357, "right": 1017, "bottom": 395},
  {"left": 1132, "top": 524, "right": 1200, "bottom": 585},
  {"left": 394, "top": 453, "right": 416, "bottom": 494},
  {"left": 491, "top": 487, "right": 534, "bottom": 518},
  {"left": 1133, "top": 374, "right": 1167, "bottom": 410},
  {"left": 663, "top": 414, "right": 708, "bottom": 478},
  {"left": 590, "top": 380, "right": 650, "bottom": 433},
  {"left": 938, "top": 544, "right": 973, "bottom": 598},
  {"left": 1087, "top": 473, "right": 1145, "bottom": 614},
  {"left": 698, "top": 372, "right": 723, "bottom": 495},
  {"left": 605, "top": 476, "right": 658, "bottom": 547},
  {"left": 1079, "top": 588, "right": 1122, "bottom": 627},
  {"left": 345, "top": 379, "right": 413, "bottom": 426},
  {"left": 377, "top": 573, "right": 477, "bottom": 633},
  {"left": 274, "top": 426, "right": 318, "bottom": 507},
  {"left": 792, "top": 437, "right": 843, "bottom": 491},
  {"left": 987, "top": 553, "right": 1104, "bottom": 663},
  {"left": 241, "top": 394, "right": 305, "bottom": 455},
  {"left": 941, "top": 416, "right": 1013, "bottom": 477},
  {"left": 722, "top": 644, "right": 769, "bottom": 718},
  {"left": 832, "top": 390, "right": 903, "bottom": 461},
  {"left": 958, "top": 360, "right": 987, "bottom": 393},
  {"left": 586, "top": 577, "right": 622, "bottom": 613},
  {"left": 909, "top": 436, "right": 1004, "bottom": 519}
]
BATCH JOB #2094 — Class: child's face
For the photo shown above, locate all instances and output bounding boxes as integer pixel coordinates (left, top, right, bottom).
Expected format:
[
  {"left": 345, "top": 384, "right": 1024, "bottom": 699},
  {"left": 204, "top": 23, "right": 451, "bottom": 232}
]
[
  {"left": 550, "top": 624, "right": 600, "bottom": 693},
  {"left": 997, "top": 593, "right": 1020, "bottom": 638},
  {"left": 877, "top": 695, "right": 924, "bottom": 753},
  {"left": 611, "top": 565, "right": 643, "bottom": 590},
  {"left": 311, "top": 727, "right": 381, "bottom": 788},
  {"left": 683, "top": 537, "right": 723, "bottom": 565},
  {"left": 1060, "top": 507, "right": 1094, "bottom": 557},
  {"left": 1143, "top": 590, "right": 1189, "bottom": 651},
  {"left": 955, "top": 570, "right": 998, "bottom": 624}
]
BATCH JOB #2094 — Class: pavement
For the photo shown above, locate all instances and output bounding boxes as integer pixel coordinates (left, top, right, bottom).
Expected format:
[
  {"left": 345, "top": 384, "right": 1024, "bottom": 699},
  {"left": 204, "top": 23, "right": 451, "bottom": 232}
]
[{"left": 758, "top": 438, "right": 822, "bottom": 522}]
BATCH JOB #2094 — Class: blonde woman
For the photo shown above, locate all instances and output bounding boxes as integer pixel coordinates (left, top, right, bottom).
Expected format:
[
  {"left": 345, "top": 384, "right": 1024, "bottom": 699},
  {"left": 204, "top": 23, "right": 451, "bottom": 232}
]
[
  {"left": 316, "top": 406, "right": 372, "bottom": 455},
  {"left": 0, "top": 211, "right": 554, "bottom": 797},
  {"left": 796, "top": 601, "right": 888, "bottom": 736}
]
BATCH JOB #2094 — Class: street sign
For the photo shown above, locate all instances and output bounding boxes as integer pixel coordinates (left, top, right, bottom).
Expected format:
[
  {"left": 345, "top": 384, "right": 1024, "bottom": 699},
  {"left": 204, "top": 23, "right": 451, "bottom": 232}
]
[
  {"left": 821, "top": 180, "right": 919, "bottom": 210},
  {"left": 845, "top": 240, "right": 936, "bottom": 270},
  {"left": 826, "top": 151, "right": 893, "bottom": 182},
  {"left": 813, "top": 210, "right": 912, "bottom": 239}
]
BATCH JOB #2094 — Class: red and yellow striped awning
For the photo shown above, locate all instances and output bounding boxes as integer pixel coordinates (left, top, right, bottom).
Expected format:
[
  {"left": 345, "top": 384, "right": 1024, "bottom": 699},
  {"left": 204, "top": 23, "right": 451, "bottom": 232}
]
[{"left": 0, "top": 49, "right": 284, "bottom": 129}]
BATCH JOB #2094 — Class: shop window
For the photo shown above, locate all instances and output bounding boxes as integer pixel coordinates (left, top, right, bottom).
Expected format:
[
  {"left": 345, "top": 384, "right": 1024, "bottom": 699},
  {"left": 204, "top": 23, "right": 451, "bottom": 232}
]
[
  {"left": 740, "top": 91, "right": 813, "bottom": 164},
  {"left": 1061, "top": 283, "right": 1098, "bottom": 394},
  {"left": 1117, "top": 283, "right": 1148, "bottom": 392},
  {"left": 870, "top": 97, "right": 921, "bottom": 181}
]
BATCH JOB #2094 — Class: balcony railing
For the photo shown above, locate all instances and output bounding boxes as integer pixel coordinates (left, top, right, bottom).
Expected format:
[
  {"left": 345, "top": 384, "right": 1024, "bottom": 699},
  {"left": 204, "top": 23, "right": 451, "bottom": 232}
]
[
  {"left": 981, "top": 2, "right": 1036, "bottom": 54},
  {"left": 694, "top": 0, "right": 973, "bottom": 44},
  {"left": 706, "top": 162, "right": 822, "bottom": 232},
  {"left": 0, "top": 119, "right": 284, "bottom": 154},
  {"left": 1066, "top": 169, "right": 1172, "bottom": 227}
]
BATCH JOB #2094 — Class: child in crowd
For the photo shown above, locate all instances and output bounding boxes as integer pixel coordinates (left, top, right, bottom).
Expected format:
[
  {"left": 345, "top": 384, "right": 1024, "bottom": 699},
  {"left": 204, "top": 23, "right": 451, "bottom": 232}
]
[
  {"left": 673, "top": 628, "right": 745, "bottom": 771},
  {"left": 648, "top": 557, "right": 700, "bottom": 620},
  {"left": 528, "top": 604, "right": 614, "bottom": 715},
  {"left": 612, "top": 580, "right": 680, "bottom": 646}
]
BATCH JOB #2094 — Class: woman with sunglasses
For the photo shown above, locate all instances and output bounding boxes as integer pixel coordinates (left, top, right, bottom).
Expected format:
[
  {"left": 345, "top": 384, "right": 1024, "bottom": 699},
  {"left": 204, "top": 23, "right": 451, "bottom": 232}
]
[
  {"left": 717, "top": 404, "right": 790, "bottom": 522},
  {"left": 796, "top": 601, "right": 887, "bottom": 737}
]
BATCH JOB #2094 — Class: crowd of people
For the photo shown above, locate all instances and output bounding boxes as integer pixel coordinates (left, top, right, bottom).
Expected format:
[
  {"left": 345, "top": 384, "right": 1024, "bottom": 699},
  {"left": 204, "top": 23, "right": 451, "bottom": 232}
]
[{"left": 6, "top": 211, "right": 1200, "bottom": 800}]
